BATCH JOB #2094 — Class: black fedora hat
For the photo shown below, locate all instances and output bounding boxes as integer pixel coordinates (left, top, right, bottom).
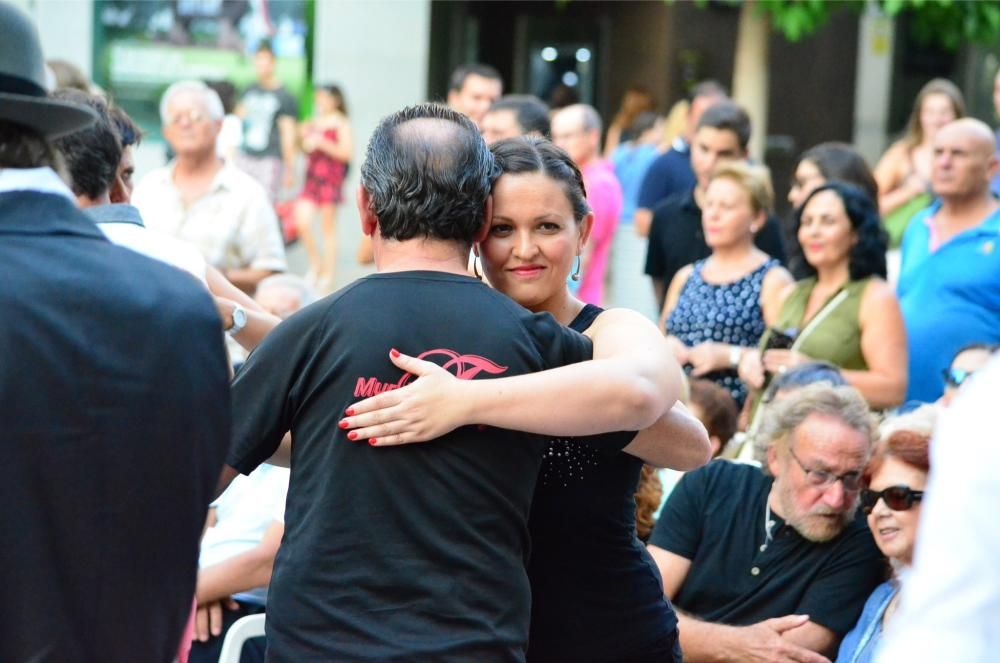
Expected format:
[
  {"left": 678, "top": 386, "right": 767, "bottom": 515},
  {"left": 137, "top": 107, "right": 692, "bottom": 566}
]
[{"left": 0, "top": 1, "right": 96, "bottom": 138}]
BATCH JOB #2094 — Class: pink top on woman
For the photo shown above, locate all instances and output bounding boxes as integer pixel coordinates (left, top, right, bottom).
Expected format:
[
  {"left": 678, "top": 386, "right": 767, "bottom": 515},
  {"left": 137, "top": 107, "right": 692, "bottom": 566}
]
[{"left": 578, "top": 159, "right": 623, "bottom": 305}]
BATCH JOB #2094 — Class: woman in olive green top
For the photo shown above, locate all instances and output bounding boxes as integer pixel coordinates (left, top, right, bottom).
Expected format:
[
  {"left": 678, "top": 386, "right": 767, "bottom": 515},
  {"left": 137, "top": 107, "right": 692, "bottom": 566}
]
[{"left": 739, "top": 182, "right": 907, "bottom": 410}]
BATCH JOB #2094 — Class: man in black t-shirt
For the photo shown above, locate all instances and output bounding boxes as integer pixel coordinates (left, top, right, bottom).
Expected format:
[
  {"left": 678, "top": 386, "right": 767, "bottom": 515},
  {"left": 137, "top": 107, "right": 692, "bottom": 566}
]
[
  {"left": 237, "top": 41, "right": 299, "bottom": 202},
  {"left": 647, "top": 384, "right": 884, "bottom": 662},
  {"left": 644, "top": 101, "right": 787, "bottom": 308},
  {"left": 220, "top": 104, "right": 594, "bottom": 661}
]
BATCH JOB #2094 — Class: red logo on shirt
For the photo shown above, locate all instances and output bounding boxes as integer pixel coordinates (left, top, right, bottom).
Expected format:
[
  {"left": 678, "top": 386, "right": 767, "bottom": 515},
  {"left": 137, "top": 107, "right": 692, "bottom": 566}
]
[{"left": 354, "top": 349, "right": 509, "bottom": 398}]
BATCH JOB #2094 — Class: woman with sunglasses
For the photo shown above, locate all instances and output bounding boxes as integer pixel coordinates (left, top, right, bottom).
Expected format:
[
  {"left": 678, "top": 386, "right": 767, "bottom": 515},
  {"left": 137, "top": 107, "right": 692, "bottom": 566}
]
[{"left": 836, "top": 405, "right": 936, "bottom": 663}]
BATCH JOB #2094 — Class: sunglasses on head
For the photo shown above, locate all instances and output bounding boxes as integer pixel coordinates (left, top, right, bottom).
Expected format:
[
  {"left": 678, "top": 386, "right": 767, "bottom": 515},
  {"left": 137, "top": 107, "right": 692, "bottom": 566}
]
[
  {"left": 942, "top": 367, "right": 975, "bottom": 388},
  {"left": 860, "top": 485, "right": 924, "bottom": 515}
]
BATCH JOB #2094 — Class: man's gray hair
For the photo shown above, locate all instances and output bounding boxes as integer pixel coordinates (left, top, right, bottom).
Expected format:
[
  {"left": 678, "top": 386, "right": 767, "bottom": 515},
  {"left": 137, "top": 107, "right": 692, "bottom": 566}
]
[
  {"left": 159, "top": 80, "right": 225, "bottom": 124},
  {"left": 757, "top": 383, "right": 876, "bottom": 476},
  {"left": 256, "top": 273, "right": 317, "bottom": 307}
]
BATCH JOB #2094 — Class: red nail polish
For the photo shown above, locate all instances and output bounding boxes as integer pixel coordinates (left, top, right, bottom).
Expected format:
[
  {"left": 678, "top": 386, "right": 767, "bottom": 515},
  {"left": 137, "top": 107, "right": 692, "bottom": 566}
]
[
  {"left": 368, "top": 438, "right": 378, "bottom": 446},
  {"left": 347, "top": 431, "right": 358, "bottom": 441},
  {"left": 339, "top": 420, "right": 349, "bottom": 429},
  {"left": 345, "top": 408, "right": 355, "bottom": 416},
  {"left": 390, "top": 348, "right": 400, "bottom": 358}
]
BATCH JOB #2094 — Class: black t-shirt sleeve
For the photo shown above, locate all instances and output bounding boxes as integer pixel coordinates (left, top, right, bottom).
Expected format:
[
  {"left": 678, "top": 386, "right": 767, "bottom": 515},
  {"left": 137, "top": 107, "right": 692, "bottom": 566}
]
[
  {"left": 575, "top": 429, "right": 640, "bottom": 454},
  {"left": 648, "top": 461, "right": 712, "bottom": 557},
  {"left": 523, "top": 309, "right": 594, "bottom": 368},
  {"left": 637, "top": 156, "right": 669, "bottom": 210},
  {"left": 755, "top": 215, "right": 787, "bottom": 264},
  {"left": 227, "top": 306, "right": 321, "bottom": 474},
  {"left": 795, "top": 524, "right": 886, "bottom": 635},
  {"left": 644, "top": 204, "right": 670, "bottom": 279},
  {"left": 279, "top": 89, "right": 299, "bottom": 119}
]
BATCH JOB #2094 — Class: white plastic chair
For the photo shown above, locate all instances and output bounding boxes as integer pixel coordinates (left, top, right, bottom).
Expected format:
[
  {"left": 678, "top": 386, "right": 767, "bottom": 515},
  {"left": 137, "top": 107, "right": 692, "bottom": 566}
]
[{"left": 217, "top": 613, "right": 266, "bottom": 663}]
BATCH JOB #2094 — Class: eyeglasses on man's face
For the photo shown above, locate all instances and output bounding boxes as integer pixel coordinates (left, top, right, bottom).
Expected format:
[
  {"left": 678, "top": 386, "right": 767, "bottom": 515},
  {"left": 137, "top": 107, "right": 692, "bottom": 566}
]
[
  {"left": 787, "top": 444, "right": 863, "bottom": 492},
  {"left": 860, "top": 485, "right": 924, "bottom": 515}
]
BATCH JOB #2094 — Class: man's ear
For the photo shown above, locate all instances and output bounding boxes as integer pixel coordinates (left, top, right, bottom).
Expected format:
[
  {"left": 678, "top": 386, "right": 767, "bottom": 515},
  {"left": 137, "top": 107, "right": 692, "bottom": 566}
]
[
  {"left": 109, "top": 176, "right": 127, "bottom": 204},
  {"left": 473, "top": 193, "right": 493, "bottom": 244},
  {"left": 766, "top": 442, "right": 781, "bottom": 477},
  {"left": 356, "top": 184, "right": 377, "bottom": 237}
]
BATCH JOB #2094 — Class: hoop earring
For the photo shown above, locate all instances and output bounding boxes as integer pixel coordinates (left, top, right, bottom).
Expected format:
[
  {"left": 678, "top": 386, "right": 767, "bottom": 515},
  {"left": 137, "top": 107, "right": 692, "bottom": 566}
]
[
  {"left": 473, "top": 256, "right": 483, "bottom": 280},
  {"left": 571, "top": 255, "right": 581, "bottom": 281}
]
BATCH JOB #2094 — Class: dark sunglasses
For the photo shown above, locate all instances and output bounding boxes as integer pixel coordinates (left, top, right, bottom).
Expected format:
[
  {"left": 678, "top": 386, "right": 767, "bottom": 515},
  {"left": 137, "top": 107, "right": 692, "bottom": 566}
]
[
  {"left": 942, "top": 367, "right": 975, "bottom": 388},
  {"left": 860, "top": 485, "right": 924, "bottom": 514}
]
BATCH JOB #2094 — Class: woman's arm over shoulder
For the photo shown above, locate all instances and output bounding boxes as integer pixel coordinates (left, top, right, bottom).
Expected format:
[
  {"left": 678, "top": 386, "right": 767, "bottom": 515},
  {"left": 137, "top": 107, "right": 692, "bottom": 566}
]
[
  {"left": 623, "top": 400, "right": 712, "bottom": 470},
  {"left": 341, "top": 309, "right": 683, "bottom": 444},
  {"left": 583, "top": 307, "right": 684, "bottom": 428},
  {"left": 760, "top": 266, "right": 795, "bottom": 327},
  {"left": 844, "top": 278, "right": 908, "bottom": 409}
]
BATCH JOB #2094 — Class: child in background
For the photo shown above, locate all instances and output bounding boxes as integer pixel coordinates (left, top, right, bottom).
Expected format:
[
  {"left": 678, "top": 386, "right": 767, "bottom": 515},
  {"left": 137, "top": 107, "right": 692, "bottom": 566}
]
[{"left": 294, "top": 84, "right": 352, "bottom": 290}]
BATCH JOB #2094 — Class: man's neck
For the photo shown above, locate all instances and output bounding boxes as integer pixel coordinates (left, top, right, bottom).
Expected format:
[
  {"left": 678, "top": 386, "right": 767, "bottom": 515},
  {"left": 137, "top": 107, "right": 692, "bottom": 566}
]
[
  {"left": 938, "top": 191, "right": 999, "bottom": 234},
  {"left": 258, "top": 76, "right": 279, "bottom": 90},
  {"left": 174, "top": 153, "right": 223, "bottom": 180},
  {"left": 374, "top": 236, "right": 474, "bottom": 277}
]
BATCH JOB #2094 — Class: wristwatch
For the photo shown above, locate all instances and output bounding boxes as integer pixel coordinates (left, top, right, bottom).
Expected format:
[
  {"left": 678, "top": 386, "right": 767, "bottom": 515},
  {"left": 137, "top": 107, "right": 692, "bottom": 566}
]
[{"left": 227, "top": 304, "right": 248, "bottom": 335}]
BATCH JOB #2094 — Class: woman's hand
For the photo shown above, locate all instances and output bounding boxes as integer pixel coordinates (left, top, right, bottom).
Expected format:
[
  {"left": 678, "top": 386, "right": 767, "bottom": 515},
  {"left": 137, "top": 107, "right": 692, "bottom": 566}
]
[
  {"left": 340, "top": 350, "right": 471, "bottom": 446},
  {"left": 762, "top": 349, "right": 811, "bottom": 377},
  {"left": 688, "top": 342, "right": 732, "bottom": 377},
  {"left": 664, "top": 335, "right": 690, "bottom": 365},
  {"left": 738, "top": 349, "right": 766, "bottom": 390}
]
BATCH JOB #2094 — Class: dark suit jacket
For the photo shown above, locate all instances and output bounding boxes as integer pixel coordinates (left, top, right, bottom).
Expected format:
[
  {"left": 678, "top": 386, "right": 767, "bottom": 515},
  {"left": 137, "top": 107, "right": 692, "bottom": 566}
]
[{"left": 0, "top": 191, "right": 231, "bottom": 662}]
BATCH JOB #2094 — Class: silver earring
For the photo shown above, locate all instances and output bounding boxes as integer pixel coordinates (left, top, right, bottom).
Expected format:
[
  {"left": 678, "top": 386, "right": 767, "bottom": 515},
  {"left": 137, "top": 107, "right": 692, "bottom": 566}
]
[
  {"left": 473, "top": 256, "right": 483, "bottom": 280},
  {"left": 571, "top": 256, "right": 581, "bottom": 281}
]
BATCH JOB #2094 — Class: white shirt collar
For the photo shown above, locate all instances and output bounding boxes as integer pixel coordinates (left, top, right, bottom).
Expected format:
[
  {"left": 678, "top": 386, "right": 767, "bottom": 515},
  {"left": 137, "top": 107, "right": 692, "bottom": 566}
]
[{"left": 0, "top": 167, "right": 76, "bottom": 202}]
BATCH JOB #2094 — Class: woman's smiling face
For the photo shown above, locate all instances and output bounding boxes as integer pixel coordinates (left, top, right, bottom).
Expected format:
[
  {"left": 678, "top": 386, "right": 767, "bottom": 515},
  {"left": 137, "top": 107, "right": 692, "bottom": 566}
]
[{"left": 481, "top": 171, "right": 589, "bottom": 312}]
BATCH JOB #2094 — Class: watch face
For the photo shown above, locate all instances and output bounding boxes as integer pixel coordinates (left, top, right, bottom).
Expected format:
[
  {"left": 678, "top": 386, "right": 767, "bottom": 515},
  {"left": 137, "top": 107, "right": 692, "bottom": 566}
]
[{"left": 232, "top": 306, "right": 247, "bottom": 330}]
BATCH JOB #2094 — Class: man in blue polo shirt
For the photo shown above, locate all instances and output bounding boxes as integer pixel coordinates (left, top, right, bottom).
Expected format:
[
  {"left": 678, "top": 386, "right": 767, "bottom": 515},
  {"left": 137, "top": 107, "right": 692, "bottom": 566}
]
[{"left": 898, "top": 118, "right": 1000, "bottom": 403}]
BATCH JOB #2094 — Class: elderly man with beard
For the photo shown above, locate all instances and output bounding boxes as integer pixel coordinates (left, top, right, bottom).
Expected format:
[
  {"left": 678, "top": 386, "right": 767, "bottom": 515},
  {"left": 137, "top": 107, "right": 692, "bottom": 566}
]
[{"left": 647, "top": 383, "right": 884, "bottom": 663}]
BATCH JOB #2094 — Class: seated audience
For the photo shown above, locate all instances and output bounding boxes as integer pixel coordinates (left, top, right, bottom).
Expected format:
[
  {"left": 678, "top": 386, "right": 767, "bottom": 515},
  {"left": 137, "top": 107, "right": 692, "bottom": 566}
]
[
  {"left": 660, "top": 161, "right": 793, "bottom": 407},
  {"left": 648, "top": 383, "right": 884, "bottom": 662},
  {"left": 875, "top": 356, "right": 1000, "bottom": 662},
  {"left": 836, "top": 405, "right": 936, "bottom": 663},
  {"left": 189, "top": 464, "right": 290, "bottom": 663},
  {"left": 740, "top": 182, "right": 906, "bottom": 411},
  {"left": 730, "top": 361, "right": 848, "bottom": 463}
]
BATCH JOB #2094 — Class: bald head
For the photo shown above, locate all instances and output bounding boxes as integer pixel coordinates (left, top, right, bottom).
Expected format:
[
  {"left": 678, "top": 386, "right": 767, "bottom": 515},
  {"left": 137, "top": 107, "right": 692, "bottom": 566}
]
[
  {"left": 551, "top": 103, "right": 602, "bottom": 166},
  {"left": 932, "top": 118, "right": 998, "bottom": 202},
  {"left": 359, "top": 103, "right": 499, "bottom": 246}
]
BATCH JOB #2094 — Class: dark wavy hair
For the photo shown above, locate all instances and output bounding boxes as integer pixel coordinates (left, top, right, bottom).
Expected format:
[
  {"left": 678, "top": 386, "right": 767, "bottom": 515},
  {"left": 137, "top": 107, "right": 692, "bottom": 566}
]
[
  {"left": 51, "top": 89, "right": 122, "bottom": 200},
  {"left": 795, "top": 181, "right": 888, "bottom": 281},
  {"left": 360, "top": 103, "right": 500, "bottom": 247},
  {"left": 489, "top": 136, "right": 591, "bottom": 222},
  {"left": 798, "top": 142, "right": 878, "bottom": 203}
]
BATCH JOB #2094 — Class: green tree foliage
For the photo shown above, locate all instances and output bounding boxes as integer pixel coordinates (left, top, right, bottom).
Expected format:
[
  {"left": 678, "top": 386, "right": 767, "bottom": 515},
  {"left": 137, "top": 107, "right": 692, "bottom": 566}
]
[{"left": 705, "top": 0, "right": 1000, "bottom": 50}]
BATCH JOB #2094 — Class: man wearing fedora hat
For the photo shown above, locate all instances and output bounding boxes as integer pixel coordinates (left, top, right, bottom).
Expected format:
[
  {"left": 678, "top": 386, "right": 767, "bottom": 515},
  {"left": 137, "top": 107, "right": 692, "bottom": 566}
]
[{"left": 0, "top": 3, "right": 231, "bottom": 662}]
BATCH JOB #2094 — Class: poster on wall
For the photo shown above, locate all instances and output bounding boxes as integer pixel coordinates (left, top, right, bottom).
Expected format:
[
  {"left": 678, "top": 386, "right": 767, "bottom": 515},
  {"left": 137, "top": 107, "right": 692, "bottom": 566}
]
[{"left": 93, "top": 0, "right": 312, "bottom": 140}]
